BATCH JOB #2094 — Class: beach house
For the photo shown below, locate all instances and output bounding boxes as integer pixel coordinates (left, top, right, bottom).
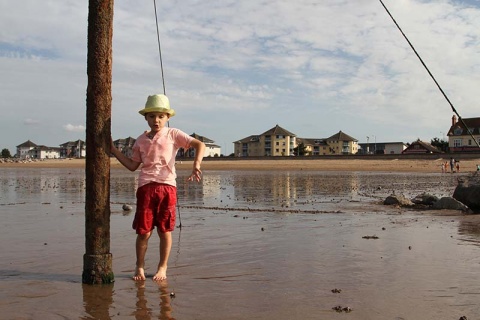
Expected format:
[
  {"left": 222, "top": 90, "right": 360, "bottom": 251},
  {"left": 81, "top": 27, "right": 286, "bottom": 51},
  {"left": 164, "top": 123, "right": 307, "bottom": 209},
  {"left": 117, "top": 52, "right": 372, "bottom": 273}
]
[{"left": 447, "top": 115, "right": 480, "bottom": 152}]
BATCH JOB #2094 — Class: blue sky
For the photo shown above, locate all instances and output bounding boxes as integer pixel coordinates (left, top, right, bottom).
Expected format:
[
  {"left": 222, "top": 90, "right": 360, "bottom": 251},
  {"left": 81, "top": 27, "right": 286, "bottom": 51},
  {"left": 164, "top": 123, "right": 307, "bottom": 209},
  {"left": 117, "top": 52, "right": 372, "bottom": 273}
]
[{"left": 1, "top": 0, "right": 479, "bottom": 155}]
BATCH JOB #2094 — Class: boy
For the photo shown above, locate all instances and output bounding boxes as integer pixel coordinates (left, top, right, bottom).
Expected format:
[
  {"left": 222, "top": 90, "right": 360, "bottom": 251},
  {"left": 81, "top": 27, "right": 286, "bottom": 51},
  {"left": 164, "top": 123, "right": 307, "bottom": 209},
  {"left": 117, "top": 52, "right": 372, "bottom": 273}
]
[{"left": 111, "top": 94, "right": 205, "bottom": 281}]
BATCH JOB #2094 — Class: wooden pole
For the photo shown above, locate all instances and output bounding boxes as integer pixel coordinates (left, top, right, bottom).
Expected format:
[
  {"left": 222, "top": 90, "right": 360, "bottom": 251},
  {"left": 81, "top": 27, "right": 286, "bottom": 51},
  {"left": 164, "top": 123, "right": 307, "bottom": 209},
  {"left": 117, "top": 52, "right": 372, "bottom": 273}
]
[{"left": 82, "top": 0, "right": 114, "bottom": 284}]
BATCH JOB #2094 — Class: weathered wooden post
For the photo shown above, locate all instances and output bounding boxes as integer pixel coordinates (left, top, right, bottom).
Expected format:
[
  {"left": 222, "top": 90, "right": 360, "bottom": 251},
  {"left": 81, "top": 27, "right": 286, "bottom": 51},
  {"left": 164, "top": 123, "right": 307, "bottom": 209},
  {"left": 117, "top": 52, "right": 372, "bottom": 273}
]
[{"left": 82, "top": 0, "right": 115, "bottom": 284}]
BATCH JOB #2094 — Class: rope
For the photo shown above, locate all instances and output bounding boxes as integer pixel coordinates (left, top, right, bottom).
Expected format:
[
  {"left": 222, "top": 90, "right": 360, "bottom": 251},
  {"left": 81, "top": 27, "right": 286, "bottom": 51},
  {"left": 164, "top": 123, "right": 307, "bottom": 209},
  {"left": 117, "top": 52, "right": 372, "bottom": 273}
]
[
  {"left": 378, "top": 0, "right": 479, "bottom": 148},
  {"left": 152, "top": 0, "right": 182, "bottom": 228},
  {"left": 153, "top": 0, "right": 166, "bottom": 95}
]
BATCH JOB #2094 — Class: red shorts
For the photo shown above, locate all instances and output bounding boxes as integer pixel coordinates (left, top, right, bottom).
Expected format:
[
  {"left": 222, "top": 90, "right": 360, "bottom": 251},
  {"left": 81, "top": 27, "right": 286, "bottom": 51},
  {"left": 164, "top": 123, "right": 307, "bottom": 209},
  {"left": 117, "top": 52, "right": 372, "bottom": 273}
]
[{"left": 133, "top": 182, "right": 177, "bottom": 234}]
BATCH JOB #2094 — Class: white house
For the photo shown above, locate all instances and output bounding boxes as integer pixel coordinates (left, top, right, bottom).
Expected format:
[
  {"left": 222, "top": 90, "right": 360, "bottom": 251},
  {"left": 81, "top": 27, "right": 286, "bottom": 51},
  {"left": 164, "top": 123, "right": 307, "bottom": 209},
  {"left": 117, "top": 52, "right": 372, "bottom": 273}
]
[
  {"left": 29, "top": 146, "right": 61, "bottom": 159},
  {"left": 180, "top": 133, "right": 221, "bottom": 158},
  {"left": 16, "top": 140, "right": 37, "bottom": 159}
]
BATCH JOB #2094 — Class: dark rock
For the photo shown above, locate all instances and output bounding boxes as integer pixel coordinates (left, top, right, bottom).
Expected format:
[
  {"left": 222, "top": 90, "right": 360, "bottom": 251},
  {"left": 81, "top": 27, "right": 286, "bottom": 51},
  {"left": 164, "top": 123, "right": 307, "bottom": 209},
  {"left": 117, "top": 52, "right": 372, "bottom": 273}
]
[
  {"left": 411, "top": 193, "right": 439, "bottom": 205},
  {"left": 453, "top": 178, "right": 480, "bottom": 212},
  {"left": 432, "top": 197, "right": 470, "bottom": 212},
  {"left": 384, "top": 194, "right": 414, "bottom": 207}
]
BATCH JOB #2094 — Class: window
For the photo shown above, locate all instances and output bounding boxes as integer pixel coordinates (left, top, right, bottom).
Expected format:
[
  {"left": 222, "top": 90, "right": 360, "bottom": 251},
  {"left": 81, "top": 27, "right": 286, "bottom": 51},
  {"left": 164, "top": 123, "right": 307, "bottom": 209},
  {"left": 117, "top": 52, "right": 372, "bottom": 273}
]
[{"left": 454, "top": 139, "right": 462, "bottom": 147}]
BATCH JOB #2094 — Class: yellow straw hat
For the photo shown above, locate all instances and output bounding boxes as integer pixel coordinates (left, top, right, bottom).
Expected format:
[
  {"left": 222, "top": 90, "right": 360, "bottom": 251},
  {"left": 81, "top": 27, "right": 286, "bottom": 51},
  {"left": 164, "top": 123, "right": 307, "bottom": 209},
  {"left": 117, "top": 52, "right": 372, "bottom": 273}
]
[{"left": 138, "top": 94, "right": 176, "bottom": 117}]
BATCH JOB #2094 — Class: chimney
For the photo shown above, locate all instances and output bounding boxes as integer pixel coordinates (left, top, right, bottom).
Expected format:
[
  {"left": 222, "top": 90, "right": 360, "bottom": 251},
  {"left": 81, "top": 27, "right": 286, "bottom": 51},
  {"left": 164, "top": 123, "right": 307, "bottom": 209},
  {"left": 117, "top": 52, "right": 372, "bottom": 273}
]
[{"left": 452, "top": 115, "right": 457, "bottom": 126}]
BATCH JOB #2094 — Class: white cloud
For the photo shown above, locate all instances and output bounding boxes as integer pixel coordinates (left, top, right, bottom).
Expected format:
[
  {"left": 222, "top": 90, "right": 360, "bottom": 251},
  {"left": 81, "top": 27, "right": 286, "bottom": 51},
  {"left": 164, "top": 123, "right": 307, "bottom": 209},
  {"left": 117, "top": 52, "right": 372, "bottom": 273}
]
[{"left": 63, "top": 124, "right": 85, "bottom": 132}]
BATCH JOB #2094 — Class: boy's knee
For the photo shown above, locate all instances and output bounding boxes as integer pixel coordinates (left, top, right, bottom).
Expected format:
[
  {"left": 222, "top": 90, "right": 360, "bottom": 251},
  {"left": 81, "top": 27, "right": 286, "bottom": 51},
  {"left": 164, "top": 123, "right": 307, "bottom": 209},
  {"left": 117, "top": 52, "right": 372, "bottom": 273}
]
[{"left": 137, "top": 232, "right": 152, "bottom": 240}]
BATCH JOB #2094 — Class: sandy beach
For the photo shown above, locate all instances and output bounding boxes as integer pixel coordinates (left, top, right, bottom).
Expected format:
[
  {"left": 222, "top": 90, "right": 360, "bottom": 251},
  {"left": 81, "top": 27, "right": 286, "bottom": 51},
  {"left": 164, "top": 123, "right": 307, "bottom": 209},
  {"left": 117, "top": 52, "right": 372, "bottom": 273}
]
[
  {"left": 2, "top": 156, "right": 480, "bottom": 173},
  {"left": 1, "top": 159, "right": 480, "bottom": 319}
]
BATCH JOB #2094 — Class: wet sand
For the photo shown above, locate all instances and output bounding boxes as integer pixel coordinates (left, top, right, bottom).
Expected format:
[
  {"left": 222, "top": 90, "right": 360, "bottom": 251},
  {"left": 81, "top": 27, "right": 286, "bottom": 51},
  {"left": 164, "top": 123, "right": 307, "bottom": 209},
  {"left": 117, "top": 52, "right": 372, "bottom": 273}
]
[
  {"left": 1, "top": 164, "right": 480, "bottom": 319},
  {"left": 1, "top": 156, "right": 480, "bottom": 173}
]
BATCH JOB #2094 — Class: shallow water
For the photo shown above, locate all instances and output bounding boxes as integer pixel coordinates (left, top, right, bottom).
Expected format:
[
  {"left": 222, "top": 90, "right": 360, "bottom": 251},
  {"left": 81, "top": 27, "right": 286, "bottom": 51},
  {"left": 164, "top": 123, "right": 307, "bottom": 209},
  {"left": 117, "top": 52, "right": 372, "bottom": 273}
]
[{"left": 0, "top": 167, "right": 479, "bottom": 319}]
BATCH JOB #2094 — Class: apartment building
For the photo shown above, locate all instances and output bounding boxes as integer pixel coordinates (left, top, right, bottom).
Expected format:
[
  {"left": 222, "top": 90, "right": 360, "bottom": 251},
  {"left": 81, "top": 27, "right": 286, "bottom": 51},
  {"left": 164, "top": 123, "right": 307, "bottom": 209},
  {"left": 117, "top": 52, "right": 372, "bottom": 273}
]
[{"left": 234, "top": 125, "right": 296, "bottom": 157}]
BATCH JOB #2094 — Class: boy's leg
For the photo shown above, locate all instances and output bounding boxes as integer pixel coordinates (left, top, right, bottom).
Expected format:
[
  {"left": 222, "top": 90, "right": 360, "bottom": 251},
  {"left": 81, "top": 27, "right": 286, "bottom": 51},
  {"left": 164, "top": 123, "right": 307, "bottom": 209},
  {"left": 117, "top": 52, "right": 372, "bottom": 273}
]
[
  {"left": 134, "top": 231, "right": 152, "bottom": 281},
  {"left": 153, "top": 230, "right": 172, "bottom": 281}
]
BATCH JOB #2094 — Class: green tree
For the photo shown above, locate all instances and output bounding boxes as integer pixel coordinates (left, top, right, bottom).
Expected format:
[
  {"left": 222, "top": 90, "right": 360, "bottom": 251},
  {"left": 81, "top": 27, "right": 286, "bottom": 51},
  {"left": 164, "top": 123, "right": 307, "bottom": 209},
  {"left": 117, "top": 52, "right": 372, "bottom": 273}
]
[
  {"left": 293, "top": 143, "right": 308, "bottom": 156},
  {"left": 430, "top": 137, "right": 448, "bottom": 152},
  {"left": 1, "top": 148, "right": 12, "bottom": 158}
]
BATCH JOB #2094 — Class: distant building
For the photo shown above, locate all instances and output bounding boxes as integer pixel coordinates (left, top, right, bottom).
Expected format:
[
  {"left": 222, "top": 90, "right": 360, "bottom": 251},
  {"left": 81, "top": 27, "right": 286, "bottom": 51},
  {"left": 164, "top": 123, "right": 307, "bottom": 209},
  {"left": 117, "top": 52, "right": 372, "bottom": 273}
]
[
  {"left": 113, "top": 136, "right": 136, "bottom": 157},
  {"left": 324, "top": 131, "right": 358, "bottom": 155},
  {"left": 16, "top": 140, "right": 38, "bottom": 159},
  {"left": 178, "top": 133, "right": 220, "bottom": 158},
  {"left": 358, "top": 142, "right": 407, "bottom": 154},
  {"left": 402, "top": 140, "right": 441, "bottom": 154},
  {"left": 15, "top": 140, "right": 62, "bottom": 159},
  {"left": 447, "top": 115, "right": 480, "bottom": 152},
  {"left": 190, "top": 133, "right": 221, "bottom": 157},
  {"left": 298, "top": 131, "right": 358, "bottom": 155},
  {"left": 60, "top": 140, "right": 86, "bottom": 158},
  {"left": 296, "top": 138, "right": 329, "bottom": 156},
  {"left": 234, "top": 125, "right": 297, "bottom": 157},
  {"left": 234, "top": 126, "right": 360, "bottom": 157},
  {"left": 29, "top": 145, "right": 61, "bottom": 159}
]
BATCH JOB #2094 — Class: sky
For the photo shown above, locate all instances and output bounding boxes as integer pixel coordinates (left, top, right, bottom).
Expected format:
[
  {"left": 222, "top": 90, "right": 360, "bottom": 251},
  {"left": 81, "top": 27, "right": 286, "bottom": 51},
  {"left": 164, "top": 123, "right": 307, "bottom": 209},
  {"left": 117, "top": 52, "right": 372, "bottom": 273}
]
[{"left": 1, "top": 0, "right": 479, "bottom": 156}]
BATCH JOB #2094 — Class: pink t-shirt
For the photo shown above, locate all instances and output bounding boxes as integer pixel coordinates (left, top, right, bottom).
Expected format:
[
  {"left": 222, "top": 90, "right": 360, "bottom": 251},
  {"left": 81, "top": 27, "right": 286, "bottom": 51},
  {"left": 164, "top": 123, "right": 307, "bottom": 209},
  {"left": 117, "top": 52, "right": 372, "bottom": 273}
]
[{"left": 131, "top": 127, "right": 194, "bottom": 187}]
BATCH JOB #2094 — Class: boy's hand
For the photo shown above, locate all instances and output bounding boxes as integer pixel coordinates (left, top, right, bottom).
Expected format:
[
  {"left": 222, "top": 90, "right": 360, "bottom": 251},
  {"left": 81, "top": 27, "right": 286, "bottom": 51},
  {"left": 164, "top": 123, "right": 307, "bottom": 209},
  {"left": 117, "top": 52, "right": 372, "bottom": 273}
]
[{"left": 187, "top": 167, "right": 202, "bottom": 182}]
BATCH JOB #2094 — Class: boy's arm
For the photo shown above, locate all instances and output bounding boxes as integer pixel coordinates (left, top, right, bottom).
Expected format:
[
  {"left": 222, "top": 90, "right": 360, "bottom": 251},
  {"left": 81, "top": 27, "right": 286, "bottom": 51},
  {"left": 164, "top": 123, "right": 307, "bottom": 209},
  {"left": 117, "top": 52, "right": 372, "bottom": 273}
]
[
  {"left": 187, "top": 138, "right": 205, "bottom": 182},
  {"left": 111, "top": 140, "right": 141, "bottom": 172}
]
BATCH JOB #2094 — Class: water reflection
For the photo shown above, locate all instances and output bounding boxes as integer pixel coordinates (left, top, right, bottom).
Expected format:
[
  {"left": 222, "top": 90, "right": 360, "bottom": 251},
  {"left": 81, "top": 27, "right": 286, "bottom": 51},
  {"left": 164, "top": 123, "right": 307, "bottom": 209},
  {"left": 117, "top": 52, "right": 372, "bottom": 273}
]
[
  {"left": 1, "top": 168, "right": 457, "bottom": 211},
  {"left": 134, "top": 282, "right": 152, "bottom": 319},
  {"left": 0, "top": 168, "right": 86, "bottom": 205},
  {"left": 132, "top": 281, "right": 175, "bottom": 320},
  {"left": 458, "top": 218, "right": 480, "bottom": 247},
  {"left": 174, "top": 172, "right": 364, "bottom": 210},
  {"left": 156, "top": 282, "right": 175, "bottom": 320},
  {"left": 82, "top": 283, "right": 114, "bottom": 320},
  {"left": 80, "top": 280, "right": 175, "bottom": 319}
]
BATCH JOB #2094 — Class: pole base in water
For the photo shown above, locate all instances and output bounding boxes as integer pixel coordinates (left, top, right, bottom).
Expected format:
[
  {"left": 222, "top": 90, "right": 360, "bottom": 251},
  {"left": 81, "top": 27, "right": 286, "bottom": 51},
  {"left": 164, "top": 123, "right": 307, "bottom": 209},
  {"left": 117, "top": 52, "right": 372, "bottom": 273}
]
[{"left": 82, "top": 253, "right": 114, "bottom": 284}]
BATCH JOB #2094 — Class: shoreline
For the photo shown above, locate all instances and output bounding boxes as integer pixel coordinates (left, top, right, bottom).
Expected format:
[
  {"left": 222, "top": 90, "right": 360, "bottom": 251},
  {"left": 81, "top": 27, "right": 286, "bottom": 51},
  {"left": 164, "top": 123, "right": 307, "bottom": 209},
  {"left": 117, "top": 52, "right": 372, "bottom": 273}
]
[{"left": 1, "top": 157, "right": 479, "bottom": 173}]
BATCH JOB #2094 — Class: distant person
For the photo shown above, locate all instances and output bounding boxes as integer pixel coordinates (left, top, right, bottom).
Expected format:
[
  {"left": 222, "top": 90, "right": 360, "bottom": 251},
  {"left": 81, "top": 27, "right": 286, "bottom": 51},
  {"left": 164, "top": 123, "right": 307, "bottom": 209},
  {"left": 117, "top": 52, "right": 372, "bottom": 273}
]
[
  {"left": 111, "top": 94, "right": 205, "bottom": 281},
  {"left": 450, "top": 157, "right": 455, "bottom": 173},
  {"left": 456, "top": 161, "right": 460, "bottom": 173}
]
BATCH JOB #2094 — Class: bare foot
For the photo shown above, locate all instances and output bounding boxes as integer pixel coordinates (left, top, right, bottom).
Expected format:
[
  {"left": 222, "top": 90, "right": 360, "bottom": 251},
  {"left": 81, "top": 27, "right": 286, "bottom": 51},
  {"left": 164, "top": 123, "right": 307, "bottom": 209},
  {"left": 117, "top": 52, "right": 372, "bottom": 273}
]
[
  {"left": 153, "top": 266, "right": 167, "bottom": 281},
  {"left": 133, "top": 266, "right": 146, "bottom": 281}
]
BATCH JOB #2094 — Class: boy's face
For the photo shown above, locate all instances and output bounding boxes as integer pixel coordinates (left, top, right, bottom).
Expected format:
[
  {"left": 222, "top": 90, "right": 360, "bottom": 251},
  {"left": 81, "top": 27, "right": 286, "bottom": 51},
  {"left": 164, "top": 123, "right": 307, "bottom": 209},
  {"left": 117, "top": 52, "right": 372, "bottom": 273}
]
[{"left": 145, "top": 112, "right": 170, "bottom": 132}]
